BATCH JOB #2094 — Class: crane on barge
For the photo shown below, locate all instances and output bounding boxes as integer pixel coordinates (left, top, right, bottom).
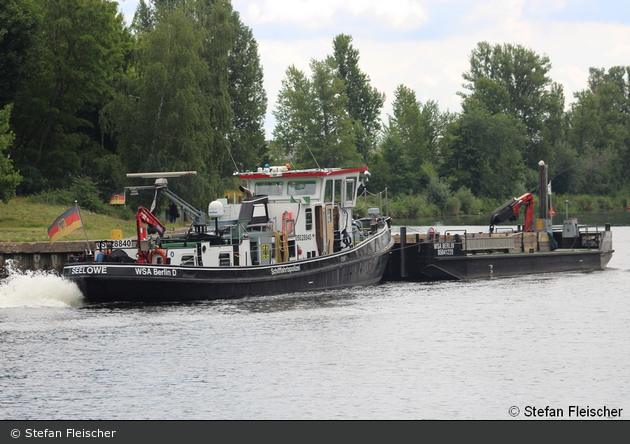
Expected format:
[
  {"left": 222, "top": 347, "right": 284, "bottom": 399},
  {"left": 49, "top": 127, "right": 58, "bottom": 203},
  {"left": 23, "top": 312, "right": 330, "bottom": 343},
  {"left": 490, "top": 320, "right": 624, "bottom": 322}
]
[{"left": 489, "top": 193, "right": 534, "bottom": 233}]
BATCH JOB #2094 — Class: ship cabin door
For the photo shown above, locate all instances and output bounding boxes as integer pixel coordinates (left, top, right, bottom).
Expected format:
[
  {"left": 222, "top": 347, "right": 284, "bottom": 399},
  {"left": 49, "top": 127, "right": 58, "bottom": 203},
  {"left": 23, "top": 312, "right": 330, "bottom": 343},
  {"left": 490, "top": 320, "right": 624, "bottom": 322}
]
[
  {"left": 315, "top": 206, "right": 324, "bottom": 255},
  {"left": 315, "top": 204, "right": 335, "bottom": 255},
  {"left": 325, "top": 204, "right": 334, "bottom": 254}
]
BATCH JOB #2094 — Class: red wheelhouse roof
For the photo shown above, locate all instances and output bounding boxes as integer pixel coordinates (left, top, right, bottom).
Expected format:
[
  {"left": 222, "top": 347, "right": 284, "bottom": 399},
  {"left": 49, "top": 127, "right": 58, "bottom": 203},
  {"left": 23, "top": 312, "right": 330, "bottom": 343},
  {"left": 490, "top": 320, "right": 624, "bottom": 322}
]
[{"left": 238, "top": 166, "right": 367, "bottom": 180}]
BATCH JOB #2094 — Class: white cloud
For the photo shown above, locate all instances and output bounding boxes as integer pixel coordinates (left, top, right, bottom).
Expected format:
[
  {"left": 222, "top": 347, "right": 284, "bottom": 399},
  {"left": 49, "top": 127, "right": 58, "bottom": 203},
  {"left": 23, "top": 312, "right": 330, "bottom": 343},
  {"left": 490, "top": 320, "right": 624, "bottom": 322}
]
[
  {"left": 117, "top": 0, "right": 139, "bottom": 27},
  {"left": 529, "top": 0, "right": 567, "bottom": 14},
  {"left": 463, "top": 0, "right": 525, "bottom": 24},
  {"left": 242, "top": 0, "right": 429, "bottom": 31}
]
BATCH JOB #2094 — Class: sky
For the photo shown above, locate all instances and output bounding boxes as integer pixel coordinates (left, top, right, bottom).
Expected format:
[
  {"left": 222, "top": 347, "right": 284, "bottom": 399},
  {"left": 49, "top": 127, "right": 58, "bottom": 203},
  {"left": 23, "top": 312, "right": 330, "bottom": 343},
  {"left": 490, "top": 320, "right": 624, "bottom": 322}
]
[{"left": 116, "top": 0, "right": 630, "bottom": 139}]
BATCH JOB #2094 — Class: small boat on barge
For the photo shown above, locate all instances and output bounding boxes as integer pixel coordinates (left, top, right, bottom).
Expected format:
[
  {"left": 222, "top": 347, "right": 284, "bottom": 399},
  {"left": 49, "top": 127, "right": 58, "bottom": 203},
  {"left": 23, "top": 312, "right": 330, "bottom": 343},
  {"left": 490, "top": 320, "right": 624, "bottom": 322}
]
[
  {"left": 384, "top": 161, "right": 614, "bottom": 282},
  {"left": 63, "top": 166, "right": 394, "bottom": 303}
]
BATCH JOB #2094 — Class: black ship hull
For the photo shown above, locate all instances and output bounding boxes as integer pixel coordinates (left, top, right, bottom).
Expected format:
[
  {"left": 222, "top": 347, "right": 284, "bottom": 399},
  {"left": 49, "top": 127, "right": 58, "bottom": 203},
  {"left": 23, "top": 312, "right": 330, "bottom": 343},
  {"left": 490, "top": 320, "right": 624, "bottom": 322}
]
[
  {"left": 384, "top": 229, "right": 613, "bottom": 281},
  {"left": 64, "top": 228, "right": 394, "bottom": 303}
]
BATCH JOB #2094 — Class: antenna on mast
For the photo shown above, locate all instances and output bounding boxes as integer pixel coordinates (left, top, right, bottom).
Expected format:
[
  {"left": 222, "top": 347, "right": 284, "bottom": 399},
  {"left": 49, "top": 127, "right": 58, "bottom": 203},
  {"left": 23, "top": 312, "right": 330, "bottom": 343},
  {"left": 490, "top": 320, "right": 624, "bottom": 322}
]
[
  {"left": 125, "top": 171, "right": 207, "bottom": 233},
  {"left": 304, "top": 144, "right": 321, "bottom": 169}
]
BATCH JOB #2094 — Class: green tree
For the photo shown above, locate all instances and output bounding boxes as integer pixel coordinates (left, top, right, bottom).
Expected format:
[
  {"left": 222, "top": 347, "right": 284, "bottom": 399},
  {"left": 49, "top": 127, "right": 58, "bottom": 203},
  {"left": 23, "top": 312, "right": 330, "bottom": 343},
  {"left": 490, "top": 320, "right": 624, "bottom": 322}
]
[
  {"left": 0, "top": 0, "right": 41, "bottom": 109},
  {"left": 273, "top": 58, "right": 361, "bottom": 168},
  {"left": 272, "top": 65, "right": 312, "bottom": 155},
  {"left": 549, "top": 140, "right": 579, "bottom": 195},
  {"left": 196, "top": 0, "right": 235, "bottom": 189},
  {"left": 381, "top": 85, "right": 452, "bottom": 195},
  {"left": 381, "top": 85, "right": 425, "bottom": 193},
  {"left": 132, "top": 1, "right": 265, "bottom": 176},
  {"left": 332, "top": 34, "right": 385, "bottom": 161},
  {"left": 102, "top": 6, "right": 231, "bottom": 206},
  {"left": 8, "top": 0, "right": 127, "bottom": 194},
  {"left": 0, "top": 104, "right": 22, "bottom": 203},
  {"left": 566, "top": 66, "right": 630, "bottom": 192},
  {"left": 441, "top": 107, "right": 526, "bottom": 201},
  {"left": 131, "top": 0, "right": 155, "bottom": 34},
  {"left": 460, "top": 41, "right": 565, "bottom": 169},
  {"left": 225, "top": 11, "right": 267, "bottom": 173}
]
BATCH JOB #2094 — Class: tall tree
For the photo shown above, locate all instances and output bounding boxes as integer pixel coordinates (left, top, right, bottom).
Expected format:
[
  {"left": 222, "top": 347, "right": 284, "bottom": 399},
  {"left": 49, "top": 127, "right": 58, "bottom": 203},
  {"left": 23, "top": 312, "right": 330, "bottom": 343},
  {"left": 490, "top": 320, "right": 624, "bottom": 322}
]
[
  {"left": 381, "top": 85, "right": 452, "bottom": 195},
  {"left": 101, "top": 6, "right": 230, "bottom": 206},
  {"left": 332, "top": 34, "right": 385, "bottom": 162},
  {"left": 382, "top": 85, "right": 425, "bottom": 194},
  {"left": 273, "top": 58, "right": 361, "bottom": 169},
  {"left": 225, "top": 11, "right": 267, "bottom": 174},
  {"left": 196, "top": 0, "right": 235, "bottom": 189},
  {"left": 460, "top": 41, "right": 564, "bottom": 169},
  {"left": 0, "top": 0, "right": 41, "bottom": 109},
  {"left": 134, "top": 1, "right": 266, "bottom": 176},
  {"left": 8, "top": 0, "right": 126, "bottom": 193},
  {"left": 441, "top": 107, "right": 527, "bottom": 201},
  {"left": 565, "top": 66, "right": 630, "bottom": 192},
  {"left": 131, "top": 0, "right": 155, "bottom": 34},
  {"left": 0, "top": 104, "right": 22, "bottom": 202}
]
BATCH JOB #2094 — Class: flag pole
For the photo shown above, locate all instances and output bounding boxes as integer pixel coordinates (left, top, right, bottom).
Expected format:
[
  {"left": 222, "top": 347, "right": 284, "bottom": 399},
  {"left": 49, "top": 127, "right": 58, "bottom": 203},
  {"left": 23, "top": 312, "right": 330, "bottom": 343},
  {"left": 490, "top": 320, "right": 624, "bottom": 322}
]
[{"left": 75, "top": 200, "right": 92, "bottom": 255}]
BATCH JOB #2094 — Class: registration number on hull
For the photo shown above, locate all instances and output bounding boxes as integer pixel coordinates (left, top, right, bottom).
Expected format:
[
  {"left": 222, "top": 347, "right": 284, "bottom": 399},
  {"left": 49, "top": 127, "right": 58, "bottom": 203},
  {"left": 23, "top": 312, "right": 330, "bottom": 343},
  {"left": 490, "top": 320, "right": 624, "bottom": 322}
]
[{"left": 96, "top": 239, "right": 133, "bottom": 249}]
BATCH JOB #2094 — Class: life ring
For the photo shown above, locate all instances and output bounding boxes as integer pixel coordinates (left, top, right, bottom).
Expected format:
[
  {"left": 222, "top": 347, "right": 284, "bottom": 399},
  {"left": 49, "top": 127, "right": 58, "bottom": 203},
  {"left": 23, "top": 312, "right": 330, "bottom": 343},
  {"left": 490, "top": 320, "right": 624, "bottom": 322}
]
[{"left": 148, "top": 248, "right": 167, "bottom": 264}]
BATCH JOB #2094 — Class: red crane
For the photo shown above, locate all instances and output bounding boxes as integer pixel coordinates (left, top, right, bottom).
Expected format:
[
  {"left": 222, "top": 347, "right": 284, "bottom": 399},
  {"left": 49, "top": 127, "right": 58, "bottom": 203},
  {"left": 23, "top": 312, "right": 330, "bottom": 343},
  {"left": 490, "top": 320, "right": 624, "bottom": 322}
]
[
  {"left": 135, "top": 206, "right": 166, "bottom": 263},
  {"left": 489, "top": 193, "right": 534, "bottom": 233}
]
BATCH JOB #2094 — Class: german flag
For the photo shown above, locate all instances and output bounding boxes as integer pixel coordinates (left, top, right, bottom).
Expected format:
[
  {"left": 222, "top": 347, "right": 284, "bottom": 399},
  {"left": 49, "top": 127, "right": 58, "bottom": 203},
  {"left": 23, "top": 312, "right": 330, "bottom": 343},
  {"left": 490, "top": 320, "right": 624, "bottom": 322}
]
[
  {"left": 109, "top": 192, "right": 125, "bottom": 205},
  {"left": 48, "top": 205, "right": 83, "bottom": 244}
]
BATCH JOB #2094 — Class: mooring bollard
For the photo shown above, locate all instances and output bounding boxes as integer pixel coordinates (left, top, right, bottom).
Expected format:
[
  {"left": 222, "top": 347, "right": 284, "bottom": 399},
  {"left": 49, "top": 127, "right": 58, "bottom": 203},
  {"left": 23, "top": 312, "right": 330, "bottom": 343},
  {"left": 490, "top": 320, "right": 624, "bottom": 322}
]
[{"left": 400, "top": 226, "right": 408, "bottom": 278}]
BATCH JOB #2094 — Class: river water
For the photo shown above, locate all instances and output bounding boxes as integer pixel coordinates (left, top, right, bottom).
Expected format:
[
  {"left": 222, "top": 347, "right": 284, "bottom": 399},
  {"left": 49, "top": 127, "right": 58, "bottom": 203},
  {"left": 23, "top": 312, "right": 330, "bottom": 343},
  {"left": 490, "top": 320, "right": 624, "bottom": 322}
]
[{"left": 1, "top": 224, "right": 629, "bottom": 420}]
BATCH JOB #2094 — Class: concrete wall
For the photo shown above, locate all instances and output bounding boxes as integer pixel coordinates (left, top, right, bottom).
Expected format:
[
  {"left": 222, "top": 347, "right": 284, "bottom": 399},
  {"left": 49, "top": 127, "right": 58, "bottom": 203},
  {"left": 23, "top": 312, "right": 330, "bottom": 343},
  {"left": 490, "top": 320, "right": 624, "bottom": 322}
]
[{"left": 0, "top": 241, "right": 97, "bottom": 274}]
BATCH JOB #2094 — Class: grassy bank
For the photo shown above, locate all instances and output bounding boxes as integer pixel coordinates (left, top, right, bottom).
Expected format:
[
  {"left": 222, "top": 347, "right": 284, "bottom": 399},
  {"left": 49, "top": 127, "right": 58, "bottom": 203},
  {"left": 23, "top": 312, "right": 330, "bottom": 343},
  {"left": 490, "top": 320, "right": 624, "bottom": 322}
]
[{"left": 0, "top": 197, "right": 186, "bottom": 242}]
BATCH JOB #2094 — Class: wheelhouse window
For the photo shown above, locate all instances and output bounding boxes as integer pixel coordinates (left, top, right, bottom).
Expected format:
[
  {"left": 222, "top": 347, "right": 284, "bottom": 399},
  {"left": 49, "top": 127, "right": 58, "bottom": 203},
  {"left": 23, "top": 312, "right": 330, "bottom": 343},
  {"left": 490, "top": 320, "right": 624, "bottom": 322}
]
[
  {"left": 334, "top": 179, "right": 342, "bottom": 204},
  {"left": 255, "top": 182, "right": 283, "bottom": 195},
  {"left": 345, "top": 179, "right": 355, "bottom": 206},
  {"left": 288, "top": 181, "right": 316, "bottom": 195},
  {"left": 324, "top": 180, "right": 333, "bottom": 203}
]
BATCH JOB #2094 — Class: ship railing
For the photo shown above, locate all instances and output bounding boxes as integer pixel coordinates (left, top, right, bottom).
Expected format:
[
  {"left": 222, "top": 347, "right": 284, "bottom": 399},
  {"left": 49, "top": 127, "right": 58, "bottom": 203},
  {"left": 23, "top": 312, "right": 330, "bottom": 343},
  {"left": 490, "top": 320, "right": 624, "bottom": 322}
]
[
  {"left": 219, "top": 221, "right": 276, "bottom": 244},
  {"left": 444, "top": 229, "right": 516, "bottom": 252},
  {"left": 352, "top": 221, "right": 367, "bottom": 243},
  {"left": 444, "top": 230, "right": 466, "bottom": 250},
  {"left": 578, "top": 225, "right": 604, "bottom": 249},
  {"left": 578, "top": 225, "right": 602, "bottom": 234},
  {"left": 245, "top": 222, "right": 275, "bottom": 237}
]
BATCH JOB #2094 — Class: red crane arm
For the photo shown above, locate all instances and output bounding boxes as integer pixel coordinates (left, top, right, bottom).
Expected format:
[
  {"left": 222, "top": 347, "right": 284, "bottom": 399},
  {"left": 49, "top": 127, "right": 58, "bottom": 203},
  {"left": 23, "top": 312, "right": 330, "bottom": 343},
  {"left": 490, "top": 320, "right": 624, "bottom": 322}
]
[
  {"left": 489, "top": 193, "right": 535, "bottom": 232},
  {"left": 513, "top": 193, "right": 534, "bottom": 232},
  {"left": 134, "top": 206, "right": 166, "bottom": 263}
]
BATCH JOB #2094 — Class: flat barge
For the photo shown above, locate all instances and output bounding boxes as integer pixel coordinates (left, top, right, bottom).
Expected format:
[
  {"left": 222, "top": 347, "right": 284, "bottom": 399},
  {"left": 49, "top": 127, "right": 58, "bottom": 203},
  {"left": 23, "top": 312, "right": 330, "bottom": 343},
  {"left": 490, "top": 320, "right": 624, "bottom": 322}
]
[
  {"left": 383, "top": 223, "right": 613, "bottom": 281},
  {"left": 384, "top": 160, "right": 613, "bottom": 282}
]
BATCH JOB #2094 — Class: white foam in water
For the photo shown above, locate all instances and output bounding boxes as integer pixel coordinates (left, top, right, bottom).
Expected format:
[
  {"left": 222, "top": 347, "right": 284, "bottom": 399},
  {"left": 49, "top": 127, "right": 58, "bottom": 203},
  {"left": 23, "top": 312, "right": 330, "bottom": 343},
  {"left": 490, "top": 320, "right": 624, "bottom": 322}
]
[{"left": 0, "top": 260, "right": 84, "bottom": 308}]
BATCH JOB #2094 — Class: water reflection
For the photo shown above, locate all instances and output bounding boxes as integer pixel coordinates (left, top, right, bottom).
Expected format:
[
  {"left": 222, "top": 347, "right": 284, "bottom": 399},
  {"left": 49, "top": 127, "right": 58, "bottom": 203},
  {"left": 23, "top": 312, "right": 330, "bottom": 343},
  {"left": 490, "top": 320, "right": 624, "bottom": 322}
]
[
  {"left": 80, "top": 287, "right": 364, "bottom": 315},
  {"left": 217, "top": 288, "right": 362, "bottom": 314}
]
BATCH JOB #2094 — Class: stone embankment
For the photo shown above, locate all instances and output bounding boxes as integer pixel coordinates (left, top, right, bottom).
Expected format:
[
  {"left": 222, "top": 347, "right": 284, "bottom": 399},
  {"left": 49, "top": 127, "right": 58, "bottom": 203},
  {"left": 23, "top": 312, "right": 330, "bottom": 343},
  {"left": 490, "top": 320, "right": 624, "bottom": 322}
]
[
  {"left": 0, "top": 241, "right": 96, "bottom": 274},
  {"left": 1, "top": 228, "right": 189, "bottom": 274}
]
